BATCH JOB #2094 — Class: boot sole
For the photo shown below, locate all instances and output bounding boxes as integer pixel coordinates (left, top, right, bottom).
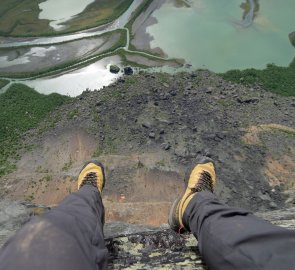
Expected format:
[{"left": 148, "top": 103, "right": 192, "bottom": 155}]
[
  {"left": 79, "top": 160, "right": 106, "bottom": 190},
  {"left": 184, "top": 156, "right": 214, "bottom": 185}
]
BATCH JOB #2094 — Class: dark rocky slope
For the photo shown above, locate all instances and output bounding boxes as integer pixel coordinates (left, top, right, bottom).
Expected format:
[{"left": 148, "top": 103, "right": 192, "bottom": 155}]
[{"left": 1, "top": 71, "right": 295, "bottom": 225}]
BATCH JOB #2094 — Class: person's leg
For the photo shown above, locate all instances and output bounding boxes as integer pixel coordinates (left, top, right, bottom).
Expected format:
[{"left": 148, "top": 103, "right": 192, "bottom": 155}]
[
  {"left": 0, "top": 161, "right": 108, "bottom": 270},
  {"left": 183, "top": 191, "right": 295, "bottom": 270},
  {"left": 169, "top": 157, "right": 295, "bottom": 270}
]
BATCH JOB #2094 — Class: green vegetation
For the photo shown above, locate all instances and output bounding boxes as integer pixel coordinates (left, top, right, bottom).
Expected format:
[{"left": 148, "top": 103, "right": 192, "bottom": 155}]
[
  {"left": 1, "top": 29, "right": 124, "bottom": 50},
  {"left": 62, "top": 158, "right": 73, "bottom": 171},
  {"left": 0, "top": 79, "right": 9, "bottom": 89},
  {"left": 35, "top": 165, "right": 49, "bottom": 173},
  {"left": 67, "top": 109, "right": 79, "bottom": 120},
  {"left": 137, "top": 160, "right": 145, "bottom": 169},
  {"left": 24, "top": 194, "right": 35, "bottom": 202},
  {"left": 220, "top": 60, "right": 295, "bottom": 96},
  {"left": 272, "top": 128, "right": 295, "bottom": 138},
  {"left": 0, "top": 0, "right": 49, "bottom": 36},
  {"left": 0, "top": 0, "right": 133, "bottom": 36},
  {"left": 98, "top": 76, "right": 143, "bottom": 102},
  {"left": 116, "top": 49, "right": 149, "bottom": 69},
  {"left": 0, "top": 30, "right": 127, "bottom": 78},
  {"left": 41, "top": 174, "right": 52, "bottom": 182},
  {"left": 155, "top": 159, "right": 165, "bottom": 168},
  {"left": 92, "top": 147, "right": 105, "bottom": 158},
  {"left": 116, "top": 48, "right": 179, "bottom": 70},
  {"left": 63, "top": 0, "right": 134, "bottom": 34},
  {"left": 0, "top": 84, "right": 70, "bottom": 176},
  {"left": 66, "top": 187, "right": 72, "bottom": 194},
  {"left": 218, "top": 100, "right": 234, "bottom": 108},
  {"left": 126, "top": 0, "right": 153, "bottom": 34}
]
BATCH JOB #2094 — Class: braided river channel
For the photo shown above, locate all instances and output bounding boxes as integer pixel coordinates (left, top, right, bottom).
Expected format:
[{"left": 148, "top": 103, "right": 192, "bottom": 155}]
[{"left": 0, "top": 0, "right": 294, "bottom": 96}]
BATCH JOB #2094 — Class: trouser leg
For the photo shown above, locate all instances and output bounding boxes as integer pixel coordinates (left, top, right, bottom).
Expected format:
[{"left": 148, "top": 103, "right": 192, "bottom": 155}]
[
  {"left": 183, "top": 191, "right": 295, "bottom": 270},
  {"left": 0, "top": 185, "right": 108, "bottom": 270}
]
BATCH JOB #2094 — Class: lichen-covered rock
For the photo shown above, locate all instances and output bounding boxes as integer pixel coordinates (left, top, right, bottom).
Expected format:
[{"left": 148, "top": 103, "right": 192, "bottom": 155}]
[
  {"left": 1, "top": 202, "right": 295, "bottom": 269},
  {"left": 105, "top": 208, "right": 295, "bottom": 269},
  {"left": 106, "top": 229, "right": 206, "bottom": 269}
]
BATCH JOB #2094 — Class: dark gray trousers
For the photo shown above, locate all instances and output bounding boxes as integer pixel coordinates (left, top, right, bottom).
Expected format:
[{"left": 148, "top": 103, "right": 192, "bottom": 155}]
[
  {"left": 1, "top": 188, "right": 295, "bottom": 270},
  {"left": 183, "top": 191, "right": 295, "bottom": 270},
  {"left": 0, "top": 186, "right": 108, "bottom": 270}
]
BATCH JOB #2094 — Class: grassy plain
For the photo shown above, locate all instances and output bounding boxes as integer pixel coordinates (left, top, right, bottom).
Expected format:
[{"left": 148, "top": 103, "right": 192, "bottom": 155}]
[
  {"left": 0, "top": 0, "right": 133, "bottom": 36},
  {"left": 220, "top": 59, "right": 295, "bottom": 97},
  {"left": 0, "top": 84, "right": 70, "bottom": 176}
]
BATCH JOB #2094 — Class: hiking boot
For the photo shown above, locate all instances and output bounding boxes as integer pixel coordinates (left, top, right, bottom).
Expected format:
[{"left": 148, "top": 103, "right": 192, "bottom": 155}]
[
  {"left": 168, "top": 156, "right": 216, "bottom": 233},
  {"left": 77, "top": 160, "right": 105, "bottom": 193}
]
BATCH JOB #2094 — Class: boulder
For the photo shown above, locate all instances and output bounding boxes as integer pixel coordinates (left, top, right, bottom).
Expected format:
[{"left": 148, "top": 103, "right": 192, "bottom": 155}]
[
  {"left": 124, "top": 67, "right": 133, "bottom": 76},
  {"left": 142, "top": 122, "right": 151, "bottom": 129},
  {"left": 163, "top": 143, "right": 171, "bottom": 150},
  {"left": 109, "top": 65, "right": 120, "bottom": 74},
  {"left": 148, "top": 132, "right": 156, "bottom": 139},
  {"left": 237, "top": 97, "right": 260, "bottom": 104}
]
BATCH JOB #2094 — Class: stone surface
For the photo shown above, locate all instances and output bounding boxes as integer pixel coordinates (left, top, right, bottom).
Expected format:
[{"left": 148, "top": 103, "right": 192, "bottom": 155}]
[
  {"left": 106, "top": 206, "right": 295, "bottom": 269},
  {"left": 1, "top": 201, "right": 295, "bottom": 269},
  {"left": 1, "top": 72, "right": 295, "bottom": 227},
  {"left": 123, "top": 67, "right": 134, "bottom": 75},
  {"left": 148, "top": 132, "right": 156, "bottom": 139},
  {"left": 110, "top": 65, "right": 120, "bottom": 74}
]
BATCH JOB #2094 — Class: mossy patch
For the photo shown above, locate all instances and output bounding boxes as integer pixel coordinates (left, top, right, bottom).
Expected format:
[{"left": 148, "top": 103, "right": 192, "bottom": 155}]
[
  {"left": 0, "top": 84, "right": 70, "bottom": 176},
  {"left": 220, "top": 60, "right": 295, "bottom": 96},
  {"left": 0, "top": 79, "right": 9, "bottom": 89}
]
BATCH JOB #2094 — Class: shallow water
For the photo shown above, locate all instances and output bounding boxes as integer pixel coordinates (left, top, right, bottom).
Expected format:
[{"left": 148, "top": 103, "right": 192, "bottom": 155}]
[
  {"left": 22, "top": 56, "right": 122, "bottom": 96},
  {"left": 147, "top": 0, "right": 295, "bottom": 72},
  {"left": 1, "top": 0, "right": 294, "bottom": 96},
  {"left": 39, "top": 0, "right": 95, "bottom": 30},
  {"left": 0, "top": 46, "right": 56, "bottom": 68}
]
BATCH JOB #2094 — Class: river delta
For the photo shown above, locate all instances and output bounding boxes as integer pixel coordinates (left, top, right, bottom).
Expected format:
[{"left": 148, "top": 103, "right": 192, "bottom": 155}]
[{"left": 0, "top": 0, "right": 294, "bottom": 96}]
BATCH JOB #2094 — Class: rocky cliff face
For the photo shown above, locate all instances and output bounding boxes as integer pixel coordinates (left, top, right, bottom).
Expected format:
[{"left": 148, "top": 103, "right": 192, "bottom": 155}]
[
  {"left": 1, "top": 201, "right": 295, "bottom": 269},
  {"left": 1, "top": 70, "right": 295, "bottom": 268},
  {"left": 1, "top": 71, "right": 295, "bottom": 226}
]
